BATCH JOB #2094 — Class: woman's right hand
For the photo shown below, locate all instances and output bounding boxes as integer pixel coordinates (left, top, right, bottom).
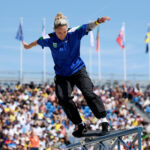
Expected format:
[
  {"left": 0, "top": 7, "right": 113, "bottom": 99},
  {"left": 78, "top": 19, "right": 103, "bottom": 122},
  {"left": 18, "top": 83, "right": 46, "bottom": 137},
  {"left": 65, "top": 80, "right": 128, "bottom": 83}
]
[
  {"left": 22, "top": 40, "right": 38, "bottom": 49},
  {"left": 22, "top": 41, "right": 29, "bottom": 49}
]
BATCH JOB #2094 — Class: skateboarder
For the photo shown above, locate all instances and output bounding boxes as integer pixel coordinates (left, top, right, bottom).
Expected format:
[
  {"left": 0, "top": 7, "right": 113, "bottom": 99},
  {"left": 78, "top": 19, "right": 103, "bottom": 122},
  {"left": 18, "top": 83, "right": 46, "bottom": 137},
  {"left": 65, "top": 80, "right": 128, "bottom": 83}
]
[{"left": 23, "top": 12, "right": 111, "bottom": 137}]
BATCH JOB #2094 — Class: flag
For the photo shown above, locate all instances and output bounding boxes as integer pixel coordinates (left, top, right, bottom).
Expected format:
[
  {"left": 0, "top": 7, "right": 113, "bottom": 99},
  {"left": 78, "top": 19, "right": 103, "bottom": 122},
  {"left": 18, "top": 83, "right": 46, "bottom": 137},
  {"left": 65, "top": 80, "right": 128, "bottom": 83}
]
[
  {"left": 96, "top": 26, "right": 100, "bottom": 52},
  {"left": 89, "top": 31, "right": 94, "bottom": 47},
  {"left": 16, "top": 23, "right": 23, "bottom": 41},
  {"left": 145, "top": 26, "right": 150, "bottom": 53},
  {"left": 116, "top": 24, "right": 125, "bottom": 49}
]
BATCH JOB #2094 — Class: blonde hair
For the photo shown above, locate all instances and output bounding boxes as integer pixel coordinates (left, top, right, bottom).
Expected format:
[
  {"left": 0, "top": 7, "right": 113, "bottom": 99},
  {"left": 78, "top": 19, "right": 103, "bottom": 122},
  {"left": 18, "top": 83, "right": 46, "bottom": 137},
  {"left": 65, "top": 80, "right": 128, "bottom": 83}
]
[{"left": 54, "top": 12, "right": 68, "bottom": 29}]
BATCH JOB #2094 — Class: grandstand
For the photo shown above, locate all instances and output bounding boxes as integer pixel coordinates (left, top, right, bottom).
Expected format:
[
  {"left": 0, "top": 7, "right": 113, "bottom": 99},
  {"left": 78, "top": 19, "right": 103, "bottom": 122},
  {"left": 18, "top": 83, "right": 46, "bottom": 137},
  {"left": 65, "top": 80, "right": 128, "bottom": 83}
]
[{"left": 0, "top": 78, "right": 150, "bottom": 149}]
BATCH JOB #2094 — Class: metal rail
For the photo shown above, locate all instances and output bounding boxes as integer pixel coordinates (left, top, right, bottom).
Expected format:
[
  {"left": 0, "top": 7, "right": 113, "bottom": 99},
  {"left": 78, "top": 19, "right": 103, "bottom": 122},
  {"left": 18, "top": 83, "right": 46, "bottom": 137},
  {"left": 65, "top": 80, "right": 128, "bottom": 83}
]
[{"left": 66, "top": 126, "right": 142, "bottom": 150}]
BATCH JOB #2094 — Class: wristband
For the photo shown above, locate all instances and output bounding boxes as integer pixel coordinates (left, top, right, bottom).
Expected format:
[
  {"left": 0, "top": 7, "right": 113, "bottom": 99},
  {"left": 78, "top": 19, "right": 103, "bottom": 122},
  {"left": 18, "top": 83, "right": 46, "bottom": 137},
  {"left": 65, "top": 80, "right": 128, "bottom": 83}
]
[
  {"left": 95, "top": 21, "right": 99, "bottom": 25},
  {"left": 97, "top": 18, "right": 103, "bottom": 24}
]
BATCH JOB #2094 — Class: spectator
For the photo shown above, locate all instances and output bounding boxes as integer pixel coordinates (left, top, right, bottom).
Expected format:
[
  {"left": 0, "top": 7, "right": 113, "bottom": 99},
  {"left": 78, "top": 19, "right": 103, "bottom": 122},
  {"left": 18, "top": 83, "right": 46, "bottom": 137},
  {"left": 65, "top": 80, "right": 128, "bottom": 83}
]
[{"left": 29, "top": 131, "right": 39, "bottom": 150}]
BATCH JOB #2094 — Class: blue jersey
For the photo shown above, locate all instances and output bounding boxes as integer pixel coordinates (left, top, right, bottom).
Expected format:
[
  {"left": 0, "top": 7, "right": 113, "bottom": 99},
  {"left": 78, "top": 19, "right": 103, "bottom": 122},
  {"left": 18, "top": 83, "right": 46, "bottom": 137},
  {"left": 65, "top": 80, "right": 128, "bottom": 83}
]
[{"left": 37, "top": 24, "right": 88, "bottom": 76}]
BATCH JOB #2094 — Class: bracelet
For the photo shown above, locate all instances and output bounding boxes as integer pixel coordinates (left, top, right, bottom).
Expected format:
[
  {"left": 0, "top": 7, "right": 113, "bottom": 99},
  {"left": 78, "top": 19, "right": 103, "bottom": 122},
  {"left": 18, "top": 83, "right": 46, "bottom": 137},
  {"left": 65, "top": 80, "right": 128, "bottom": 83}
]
[{"left": 95, "top": 21, "right": 99, "bottom": 25}]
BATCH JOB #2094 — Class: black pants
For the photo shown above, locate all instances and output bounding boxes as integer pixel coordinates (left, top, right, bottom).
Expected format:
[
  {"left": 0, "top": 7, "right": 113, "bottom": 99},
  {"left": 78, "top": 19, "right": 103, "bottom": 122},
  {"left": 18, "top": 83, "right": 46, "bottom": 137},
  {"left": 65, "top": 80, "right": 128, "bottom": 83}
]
[{"left": 55, "top": 67, "right": 106, "bottom": 125}]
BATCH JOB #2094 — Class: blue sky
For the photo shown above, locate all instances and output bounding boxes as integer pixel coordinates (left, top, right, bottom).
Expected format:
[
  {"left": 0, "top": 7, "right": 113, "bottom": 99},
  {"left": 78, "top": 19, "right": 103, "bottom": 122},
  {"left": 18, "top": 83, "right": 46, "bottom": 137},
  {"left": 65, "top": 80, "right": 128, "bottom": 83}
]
[{"left": 0, "top": 0, "right": 150, "bottom": 80}]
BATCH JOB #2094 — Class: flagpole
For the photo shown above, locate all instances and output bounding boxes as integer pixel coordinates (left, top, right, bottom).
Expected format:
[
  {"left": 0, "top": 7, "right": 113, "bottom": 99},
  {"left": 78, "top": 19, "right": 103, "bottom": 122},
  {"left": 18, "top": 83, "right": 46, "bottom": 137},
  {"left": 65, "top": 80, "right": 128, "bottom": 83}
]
[
  {"left": 123, "top": 22, "right": 127, "bottom": 82},
  {"left": 148, "top": 24, "right": 150, "bottom": 80},
  {"left": 89, "top": 46, "right": 92, "bottom": 79},
  {"left": 116, "top": 22, "right": 126, "bottom": 81},
  {"left": 20, "top": 18, "right": 23, "bottom": 84},
  {"left": 96, "top": 26, "right": 101, "bottom": 81},
  {"left": 98, "top": 27, "right": 101, "bottom": 81},
  {"left": 43, "top": 18, "right": 46, "bottom": 84},
  {"left": 123, "top": 47, "right": 127, "bottom": 81},
  {"left": 89, "top": 31, "right": 94, "bottom": 80},
  {"left": 98, "top": 48, "right": 101, "bottom": 81},
  {"left": 148, "top": 42, "right": 150, "bottom": 80}
]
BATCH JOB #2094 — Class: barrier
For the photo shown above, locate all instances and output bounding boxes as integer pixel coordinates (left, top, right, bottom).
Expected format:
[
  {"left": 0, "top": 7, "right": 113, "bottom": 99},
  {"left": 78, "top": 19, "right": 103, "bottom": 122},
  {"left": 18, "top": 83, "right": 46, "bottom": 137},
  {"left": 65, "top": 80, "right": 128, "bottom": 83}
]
[{"left": 66, "top": 126, "right": 142, "bottom": 150}]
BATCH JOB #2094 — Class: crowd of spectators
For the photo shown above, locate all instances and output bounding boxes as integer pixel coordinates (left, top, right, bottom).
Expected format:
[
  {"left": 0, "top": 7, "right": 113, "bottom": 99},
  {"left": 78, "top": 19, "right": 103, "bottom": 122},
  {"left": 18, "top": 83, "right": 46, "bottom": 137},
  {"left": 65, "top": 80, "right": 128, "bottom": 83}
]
[
  {"left": 128, "top": 83, "right": 150, "bottom": 117},
  {"left": 0, "top": 81, "right": 150, "bottom": 150}
]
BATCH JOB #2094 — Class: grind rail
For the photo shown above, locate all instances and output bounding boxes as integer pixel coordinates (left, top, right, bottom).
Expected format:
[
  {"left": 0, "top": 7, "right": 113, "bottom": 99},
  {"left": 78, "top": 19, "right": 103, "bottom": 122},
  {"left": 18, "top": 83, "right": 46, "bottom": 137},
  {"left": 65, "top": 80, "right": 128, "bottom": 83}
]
[{"left": 66, "top": 126, "right": 143, "bottom": 150}]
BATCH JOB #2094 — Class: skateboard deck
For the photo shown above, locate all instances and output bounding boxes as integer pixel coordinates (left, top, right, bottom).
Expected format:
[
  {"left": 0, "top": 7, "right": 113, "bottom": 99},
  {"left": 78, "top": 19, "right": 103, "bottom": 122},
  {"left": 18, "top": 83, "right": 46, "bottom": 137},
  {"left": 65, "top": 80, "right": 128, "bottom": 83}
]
[
  {"left": 81, "top": 129, "right": 124, "bottom": 137},
  {"left": 73, "top": 129, "right": 126, "bottom": 138},
  {"left": 82, "top": 130, "right": 111, "bottom": 137}
]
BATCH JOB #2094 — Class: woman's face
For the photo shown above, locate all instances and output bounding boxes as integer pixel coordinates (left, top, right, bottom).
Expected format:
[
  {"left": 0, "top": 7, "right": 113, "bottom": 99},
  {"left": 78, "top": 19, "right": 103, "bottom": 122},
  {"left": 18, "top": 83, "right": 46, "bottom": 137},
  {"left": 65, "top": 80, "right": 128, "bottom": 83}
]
[{"left": 55, "top": 25, "right": 68, "bottom": 41}]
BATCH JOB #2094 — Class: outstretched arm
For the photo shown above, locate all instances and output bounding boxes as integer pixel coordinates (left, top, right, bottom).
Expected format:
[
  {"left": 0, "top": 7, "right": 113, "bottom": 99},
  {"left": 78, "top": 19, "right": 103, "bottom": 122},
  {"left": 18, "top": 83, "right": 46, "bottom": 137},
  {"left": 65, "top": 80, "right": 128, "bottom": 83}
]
[
  {"left": 22, "top": 40, "right": 38, "bottom": 50},
  {"left": 86, "top": 16, "right": 111, "bottom": 32}
]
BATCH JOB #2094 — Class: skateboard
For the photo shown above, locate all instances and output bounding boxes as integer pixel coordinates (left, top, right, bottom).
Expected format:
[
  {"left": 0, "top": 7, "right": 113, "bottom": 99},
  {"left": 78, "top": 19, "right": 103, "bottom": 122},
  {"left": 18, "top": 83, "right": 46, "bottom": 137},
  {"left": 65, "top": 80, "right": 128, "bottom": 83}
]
[
  {"left": 82, "top": 130, "right": 111, "bottom": 137},
  {"left": 79, "top": 129, "right": 121, "bottom": 147},
  {"left": 74, "top": 129, "right": 115, "bottom": 138}
]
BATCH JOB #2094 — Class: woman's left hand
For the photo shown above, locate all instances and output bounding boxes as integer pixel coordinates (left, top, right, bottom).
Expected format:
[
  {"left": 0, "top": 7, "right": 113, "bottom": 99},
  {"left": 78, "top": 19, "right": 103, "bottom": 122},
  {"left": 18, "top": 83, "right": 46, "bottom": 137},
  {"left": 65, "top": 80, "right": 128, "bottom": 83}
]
[{"left": 97, "top": 17, "right": 111, "bottom": 23}]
